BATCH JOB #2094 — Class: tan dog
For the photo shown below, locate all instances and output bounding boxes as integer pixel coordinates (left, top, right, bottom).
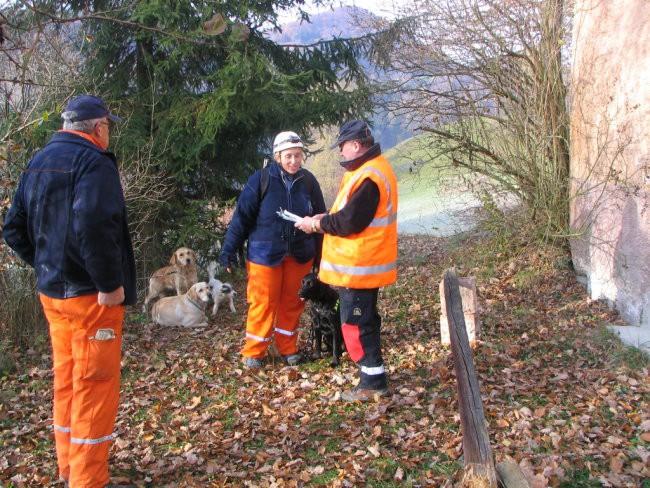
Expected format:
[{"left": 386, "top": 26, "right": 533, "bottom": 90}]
[
  {"left": 143, "top": 247, "right": 198, "bottom": 312},
  {"left": 151, "top": 282, "right": 211, "bottom": 328}
]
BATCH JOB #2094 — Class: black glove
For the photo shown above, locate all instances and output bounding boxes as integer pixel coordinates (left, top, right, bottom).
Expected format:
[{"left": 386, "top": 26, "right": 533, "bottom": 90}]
[{"left": 219, "top": 254, "right": 237, "bottom": 270}]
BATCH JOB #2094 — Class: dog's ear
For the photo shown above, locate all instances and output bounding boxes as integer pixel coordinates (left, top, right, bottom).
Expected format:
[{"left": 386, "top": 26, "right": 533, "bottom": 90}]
[
  {"left": 169, "top": 250, "right": 179, "bottom": 265},
  {"left": 187, "top": 283, "right": 199, "bottom": 300}
]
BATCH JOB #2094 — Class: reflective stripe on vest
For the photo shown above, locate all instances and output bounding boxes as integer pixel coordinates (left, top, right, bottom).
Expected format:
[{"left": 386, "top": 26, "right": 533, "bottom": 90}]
[
  {"left": 54, "top": 424, "right": 71, "bottom": 433},
  {"left": 369, "top": 213, "right": 398, "bottom": 227},
  {"left": 332, "top": 166, "right": 397, "bottom": 216},
  {"left": 320, "top": 260, "right": 396, "bottom": 276}
]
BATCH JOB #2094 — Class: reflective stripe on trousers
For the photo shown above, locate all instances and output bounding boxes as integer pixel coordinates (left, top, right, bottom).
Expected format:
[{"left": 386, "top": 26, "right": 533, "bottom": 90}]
[
  {"left": 243, "top": 256, "right": 313, "bottom": 358},
  {"left": 338, "top": 287, "right": 388, "bottom": 390},
  {"left": 41, "top": 293, "right": 124, "bottom": 488}
]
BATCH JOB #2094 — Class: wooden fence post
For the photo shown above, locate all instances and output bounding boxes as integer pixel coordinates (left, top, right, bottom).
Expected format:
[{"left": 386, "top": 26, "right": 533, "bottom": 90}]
[
  {"left": 440, "top": 276, "right": 480, "bottom": 345},
  {"left": 443, "top": 268, "right": 498, "bottom": 488}
]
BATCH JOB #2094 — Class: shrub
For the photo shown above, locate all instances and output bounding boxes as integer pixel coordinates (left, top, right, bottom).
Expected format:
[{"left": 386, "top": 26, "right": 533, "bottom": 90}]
[{"left": 0, "top": 252, "right": 47, "bottom": 372}]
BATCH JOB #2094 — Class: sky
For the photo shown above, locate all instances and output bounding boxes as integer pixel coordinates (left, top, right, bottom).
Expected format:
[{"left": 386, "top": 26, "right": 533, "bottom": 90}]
[
  {"left": 317, "top": 0, "right": 398, "bottom": 17},
  {"left": 278, "top": 0, "right": 399, "bottom": 23}
]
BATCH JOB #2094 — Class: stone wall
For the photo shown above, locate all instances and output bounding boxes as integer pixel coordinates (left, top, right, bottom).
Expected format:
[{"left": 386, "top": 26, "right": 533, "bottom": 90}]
[{"left": 569, "top": 0, "right": 650, "bottom": 334}]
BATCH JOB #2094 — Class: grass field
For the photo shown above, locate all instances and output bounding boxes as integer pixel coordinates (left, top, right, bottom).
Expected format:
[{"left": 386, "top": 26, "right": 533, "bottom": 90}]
[{"left": 385, "top": 133, "right": 479, "bottom": 236}]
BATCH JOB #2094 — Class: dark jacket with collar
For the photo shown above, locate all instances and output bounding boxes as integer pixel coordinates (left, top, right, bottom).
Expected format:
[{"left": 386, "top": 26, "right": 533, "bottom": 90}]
[
  {"left": 220, "top": 162, "right": 326, "bottom": 268},
  {"left": 2, "top": 131, "right": 137, "bottom": 305}
]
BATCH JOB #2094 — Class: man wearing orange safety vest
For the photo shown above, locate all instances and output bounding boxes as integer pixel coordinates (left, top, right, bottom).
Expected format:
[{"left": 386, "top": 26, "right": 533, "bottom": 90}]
[
  {"left": 3, "top": 95, "right": 136, "bottom": 488},
  {"left": 295, "top": 120, "right": 398, "bottom": 402}
]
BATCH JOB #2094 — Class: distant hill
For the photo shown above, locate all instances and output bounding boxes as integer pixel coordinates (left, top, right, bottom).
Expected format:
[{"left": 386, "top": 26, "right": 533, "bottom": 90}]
[
  {"left": 267, "top": 6, "right": 415, "bottom": 151},
  {"left": 270, "top": 6, "right": 372, "bottom": 43}
]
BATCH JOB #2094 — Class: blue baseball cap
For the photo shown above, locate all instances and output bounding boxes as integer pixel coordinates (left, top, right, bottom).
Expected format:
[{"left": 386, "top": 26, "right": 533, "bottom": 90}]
[
  {"left": 61, "top": 95, "right": 121, "bottom": 123},
  {"left": 329, "top": 120, "right": 371, "bottom": 149}
]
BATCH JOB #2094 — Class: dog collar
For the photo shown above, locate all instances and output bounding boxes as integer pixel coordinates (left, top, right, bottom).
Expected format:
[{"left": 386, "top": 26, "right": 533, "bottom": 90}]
[
  {"left": 151, "top": 269, "right": 178, "bottom": 278},
  {"left": 187, "top": 297, "right": 204, "bottom": 311}
]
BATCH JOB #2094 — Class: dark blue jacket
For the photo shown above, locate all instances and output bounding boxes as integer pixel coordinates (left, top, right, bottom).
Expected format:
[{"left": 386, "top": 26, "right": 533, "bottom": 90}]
[
  {"left": 2, "top": 131, "right": 137, "bottom": 305},
  {"left": 220, "top": 163, "right": 326, "bottom": 268}
]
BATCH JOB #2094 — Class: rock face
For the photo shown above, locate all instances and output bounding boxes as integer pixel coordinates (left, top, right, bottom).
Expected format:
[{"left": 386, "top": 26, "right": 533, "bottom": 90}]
[{"left": 570, "top": 0, "right": 650, "bottom": 333}]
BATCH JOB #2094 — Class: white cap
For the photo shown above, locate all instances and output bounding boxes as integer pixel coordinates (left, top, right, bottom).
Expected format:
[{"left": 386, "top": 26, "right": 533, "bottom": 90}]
[{"left": 273, "top": 131, "right": 304, "bottom": 153}]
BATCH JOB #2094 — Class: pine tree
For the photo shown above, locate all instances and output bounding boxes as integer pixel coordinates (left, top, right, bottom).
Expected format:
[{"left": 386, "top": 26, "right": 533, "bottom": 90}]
[{"left": 75, "top": 0, "right": 373, "bottom": 199}]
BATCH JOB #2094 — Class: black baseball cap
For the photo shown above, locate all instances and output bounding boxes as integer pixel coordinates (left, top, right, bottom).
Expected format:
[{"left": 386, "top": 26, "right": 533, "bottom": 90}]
[
  {"left": 329, "top": 120, "right": 371, "bottom": 149},
  {"left": 62, "top": 95, "right": 121, "bottom": 123}
]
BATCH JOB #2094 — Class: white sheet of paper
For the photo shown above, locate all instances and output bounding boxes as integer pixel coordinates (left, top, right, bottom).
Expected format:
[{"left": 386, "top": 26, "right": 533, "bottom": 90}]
[{"left": 276, "top": 209, "right": 302, "bottom": 222}]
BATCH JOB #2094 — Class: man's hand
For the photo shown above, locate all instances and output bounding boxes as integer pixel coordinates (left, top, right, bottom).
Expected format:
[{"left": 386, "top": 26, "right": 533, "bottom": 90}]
[
  {"left": 295, "top": 213, "right": 326, "bottom": 234},
  {"left": 220, "top": 256, "right": 236, "bottom": 274},
  {"left": 98, "top": 286, "right": 125, "bottom": 306}
]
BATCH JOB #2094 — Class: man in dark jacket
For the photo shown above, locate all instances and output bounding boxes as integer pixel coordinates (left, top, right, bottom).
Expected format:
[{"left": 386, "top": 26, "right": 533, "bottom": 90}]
[{"left": 3, "top": 94, "right": 136, "bottom": 488}]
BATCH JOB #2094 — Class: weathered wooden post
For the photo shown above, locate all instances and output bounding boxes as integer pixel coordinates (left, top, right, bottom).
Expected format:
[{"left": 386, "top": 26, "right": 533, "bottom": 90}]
[
  {"left": 440, "top": 276, "right": 479, "bottom": 345},
  {"left": 442, "top": 268, "right": 497, "bottom": 488}
]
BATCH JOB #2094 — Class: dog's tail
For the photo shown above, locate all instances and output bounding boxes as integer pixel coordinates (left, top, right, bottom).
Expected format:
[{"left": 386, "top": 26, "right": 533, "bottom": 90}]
[{"left": 207, "top": 260, "right": 219, "bottom": 281}]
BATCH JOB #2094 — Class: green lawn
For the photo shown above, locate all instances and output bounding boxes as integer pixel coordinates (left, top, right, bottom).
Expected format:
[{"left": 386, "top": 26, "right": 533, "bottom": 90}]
[{"left": 385, "top": 133, "right": 479, "bottom": 235}]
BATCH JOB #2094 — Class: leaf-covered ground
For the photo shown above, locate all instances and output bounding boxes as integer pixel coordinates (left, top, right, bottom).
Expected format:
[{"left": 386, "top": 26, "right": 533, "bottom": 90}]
[{"left": 1, "top": 234, "right": 649, "bottom": 487}]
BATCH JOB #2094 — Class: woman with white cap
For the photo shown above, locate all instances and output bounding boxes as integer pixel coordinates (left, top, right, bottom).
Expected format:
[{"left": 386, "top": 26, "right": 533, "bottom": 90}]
[{"left": 220, "top": 131, "right": 326, "bottom": 368}]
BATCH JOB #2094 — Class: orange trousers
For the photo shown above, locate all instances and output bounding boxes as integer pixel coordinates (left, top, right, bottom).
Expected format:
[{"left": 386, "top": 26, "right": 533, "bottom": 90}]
[
  {"left": 243, "top": 256, "right": 313, "bottom": 358},
  {"left": 40, "top": 293, "right": 124, "bottom": 488}
]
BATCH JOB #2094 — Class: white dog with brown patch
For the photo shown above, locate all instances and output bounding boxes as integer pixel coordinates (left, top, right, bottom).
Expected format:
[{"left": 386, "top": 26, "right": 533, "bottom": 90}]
[
  {"left": 143, "top": 247, "right": 198, "bottom": 312},
  {"left": 208, "top": 278, "right": 237, "bottom": 316},
  {"left": 207, "top": 263, "right": 237, "bottom": 316},
  {"left": 151, "top": 281, "right": 212, "bottom": 328}
]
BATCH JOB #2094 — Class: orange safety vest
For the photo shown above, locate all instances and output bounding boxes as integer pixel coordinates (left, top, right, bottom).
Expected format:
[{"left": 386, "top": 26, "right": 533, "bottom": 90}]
[{"left": 320, "top": 154, "right": 398, "bottom": 289}]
